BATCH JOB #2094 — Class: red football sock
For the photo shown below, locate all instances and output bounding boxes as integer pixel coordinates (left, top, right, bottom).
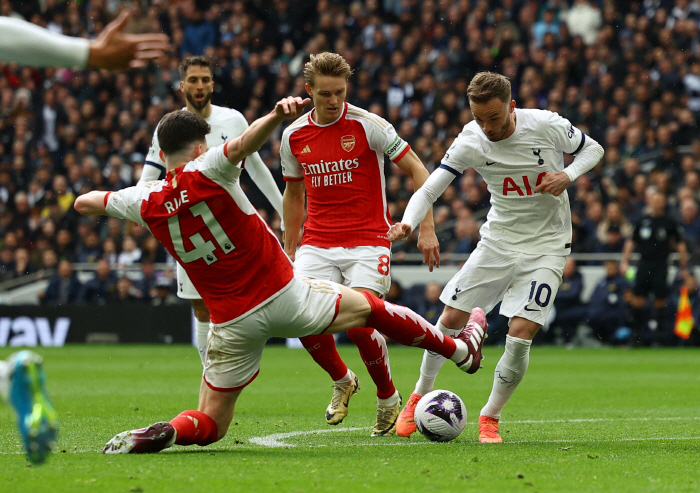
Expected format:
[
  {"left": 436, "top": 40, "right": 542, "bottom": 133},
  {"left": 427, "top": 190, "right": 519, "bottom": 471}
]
[
  {"left": 347, "top": 326, "right": 396, "bottom": 399},
  {"left": 170, "top": 410, "right": 219, "bottom": 446},
  {"left": 362, "top": 292, "right": 457, "bottom": 358},
  {"left": 299, "top": 334, "right": 349, "bottom": 381}
]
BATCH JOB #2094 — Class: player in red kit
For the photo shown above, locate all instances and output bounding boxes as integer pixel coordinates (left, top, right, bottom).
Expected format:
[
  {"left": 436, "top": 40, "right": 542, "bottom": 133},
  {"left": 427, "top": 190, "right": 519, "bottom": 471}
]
[
  {"left": 73, "top": 97, "right": 485, "bottom": 454},
  {"left": 281, "top": 52, "right": 440, "bottom": 436}
]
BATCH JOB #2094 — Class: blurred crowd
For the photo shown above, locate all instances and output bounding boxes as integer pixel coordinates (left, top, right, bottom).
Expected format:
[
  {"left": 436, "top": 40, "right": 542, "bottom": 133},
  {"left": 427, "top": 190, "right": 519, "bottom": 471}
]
[{"left": 0, "top": 0, "right": 699, "bottom": 343}]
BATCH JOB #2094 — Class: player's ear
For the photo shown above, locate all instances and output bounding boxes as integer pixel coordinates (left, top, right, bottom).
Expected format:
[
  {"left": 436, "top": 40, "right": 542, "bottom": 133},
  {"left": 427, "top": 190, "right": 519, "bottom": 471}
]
[
  {"left": 305, "top": 83, "right": 313, "bottom": 98},
  {"left": 509, "top": 100, "right": 516, "bottom": 113},
  {"left": 159, "top": 150, "right": 165, "bottom": 162},
  {"left": 180, "top": 80, "right": 185, "bottom": 93}
]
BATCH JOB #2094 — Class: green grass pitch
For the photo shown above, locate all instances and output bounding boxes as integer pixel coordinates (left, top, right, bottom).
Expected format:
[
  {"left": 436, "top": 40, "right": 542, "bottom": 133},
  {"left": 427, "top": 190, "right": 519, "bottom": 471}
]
[{"left": 1, "top": 344, "right": 699, "bottom": 492}]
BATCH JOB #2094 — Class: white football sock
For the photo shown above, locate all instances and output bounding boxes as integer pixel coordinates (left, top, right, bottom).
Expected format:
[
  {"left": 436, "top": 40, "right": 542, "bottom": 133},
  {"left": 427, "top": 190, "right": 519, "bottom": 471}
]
[
  {"left": 480, "top": 334, "right": 531, "bottom": 419},
  {"left": 195, "top": 319, "right": 211, "bottom": 366},
  {"left": 414, "top": 320, "right": 462, "bottom": 396},
  {"left": 377, "top": 390, "right": 400, "bottom": 407},
  {"left": 0, "top": 360, "right": 9, "bottom": 402},
  {"left": 334, "top": 369, "right": 353, "bottom": 385}
]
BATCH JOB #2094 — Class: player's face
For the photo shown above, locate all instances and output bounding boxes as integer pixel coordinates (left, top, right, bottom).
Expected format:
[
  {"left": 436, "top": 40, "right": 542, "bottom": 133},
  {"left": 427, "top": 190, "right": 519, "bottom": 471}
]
[
  {"left": 470, "top": 98, "right": 516, "bottom": 141},
  {"left": 306, "top": 75, "right": 348, "bottom": 124},
  {"left": 181, "top": 65, "right": 214, "bottom": 112}
]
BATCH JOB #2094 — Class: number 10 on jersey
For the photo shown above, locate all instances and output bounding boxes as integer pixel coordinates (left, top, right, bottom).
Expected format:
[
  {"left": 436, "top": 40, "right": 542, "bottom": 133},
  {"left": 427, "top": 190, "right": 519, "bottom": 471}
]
[{"left": 168, "top": 202, "right": 235, "bottom": 265}]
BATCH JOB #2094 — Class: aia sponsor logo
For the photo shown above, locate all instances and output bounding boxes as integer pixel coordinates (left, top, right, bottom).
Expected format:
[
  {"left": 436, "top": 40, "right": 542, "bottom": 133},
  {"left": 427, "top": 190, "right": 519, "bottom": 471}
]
[
  {"left": 502, "top": 173, "right": 547, "bottom": 196},
  {"left": 341, "top": 135, "right": 356, "bottom": 152}
]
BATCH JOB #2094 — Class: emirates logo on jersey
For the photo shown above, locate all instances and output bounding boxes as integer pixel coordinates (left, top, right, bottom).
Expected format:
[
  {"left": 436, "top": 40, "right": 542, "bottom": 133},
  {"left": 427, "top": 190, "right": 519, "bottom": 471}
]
[{"left": 341, "top": 135, "right": 356, "bottom": 152}]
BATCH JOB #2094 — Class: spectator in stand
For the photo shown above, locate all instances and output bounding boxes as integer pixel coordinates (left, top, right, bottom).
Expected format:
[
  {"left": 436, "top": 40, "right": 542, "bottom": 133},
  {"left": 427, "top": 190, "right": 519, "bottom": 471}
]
[
  {"left": 151, "top": 276, "right": 180, "bottom": 306},
  {"left": 81, "top": 258, "right": 117, "bottom": 305},
  {"left": 414, "top": 282, "right": 445, "bottom": 326},
  {"left": 116, "top": 235, "right": 142, "bottom": 266},
  {"left": 587, "top": 260, "right": 632, "bottom": 344},
  {"left": 545, "top": 258, "right": 587, "bottom": 345},
  {"left": 40, "top": 259, "right": 82, "bottom": 306},
  {"left": 114, "top": 276, "right": 141, "bottom": 304}
]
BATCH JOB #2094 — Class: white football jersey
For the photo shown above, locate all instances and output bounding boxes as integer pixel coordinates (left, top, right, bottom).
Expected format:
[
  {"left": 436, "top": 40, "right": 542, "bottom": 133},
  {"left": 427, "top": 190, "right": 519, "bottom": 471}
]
[
  {"left": 442, "top": 108, "right": 586, "bottom": 256},
  {"left": 145, "top": 105, "right": 250, "bottom": 178}
]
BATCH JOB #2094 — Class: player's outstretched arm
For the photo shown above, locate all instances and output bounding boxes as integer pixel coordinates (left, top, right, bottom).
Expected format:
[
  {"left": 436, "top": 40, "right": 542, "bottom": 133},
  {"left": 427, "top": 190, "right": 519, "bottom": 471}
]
[
  {"left": 225, "top": 97, "right": 310, "bottom": 166},
  {"left": 395, "top": 149, "right": 440, "bottom": 271},
  {"left": 388, "top": 167, "right": 456, "bottom": 242},
  {"left": 74, "top": 191, "right": 110, "bottom": 216},
  {"left": 87, "top": 11, "right": 170, "bottom": 70},
  {"left": 0, "top": 12, "right": 168, "bottom": 70}
]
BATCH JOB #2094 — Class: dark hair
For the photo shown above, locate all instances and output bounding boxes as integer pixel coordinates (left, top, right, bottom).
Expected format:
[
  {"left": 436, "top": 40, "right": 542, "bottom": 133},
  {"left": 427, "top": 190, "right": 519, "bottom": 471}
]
[
  {"left": 157, "top": 110, "right": 211, "bottom": 156},
  {"left": 179, "top": 56, "right": 213, "bottom": 80}
]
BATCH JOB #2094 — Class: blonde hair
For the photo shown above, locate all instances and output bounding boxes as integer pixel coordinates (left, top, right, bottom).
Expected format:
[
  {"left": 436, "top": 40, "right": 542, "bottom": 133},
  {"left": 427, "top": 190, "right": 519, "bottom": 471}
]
[
  {"left": 467, "top": 72, "right": 512, "bottom": 104},
  {"left": 303, "top": 52, "right": 353, "bottom": 88}
]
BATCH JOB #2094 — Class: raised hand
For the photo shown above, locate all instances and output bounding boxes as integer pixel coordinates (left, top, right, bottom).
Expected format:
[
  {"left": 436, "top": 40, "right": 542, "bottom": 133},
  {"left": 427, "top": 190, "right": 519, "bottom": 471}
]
[
  {"left": 274, "top": 96, "right": 311, "bottom": 119},
  {"left": 87, "top": 11, "right": 170, "bottom": 70}
]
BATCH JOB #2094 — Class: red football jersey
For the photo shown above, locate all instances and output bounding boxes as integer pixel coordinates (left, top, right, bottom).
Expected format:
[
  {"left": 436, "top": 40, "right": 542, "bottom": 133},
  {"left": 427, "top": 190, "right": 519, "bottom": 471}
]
[
  {"left": 281, "top": 102, "right": 410, "bottom": 248},
  {"left": 105, "top": 145, "right": 294, "bottom": 325}
]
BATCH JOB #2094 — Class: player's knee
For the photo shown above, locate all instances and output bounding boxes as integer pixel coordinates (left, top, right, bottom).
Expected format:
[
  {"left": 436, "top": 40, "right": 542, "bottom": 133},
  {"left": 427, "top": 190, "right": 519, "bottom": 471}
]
[{"left": 439, "top": 308, "right": 469, "bottom": 331}]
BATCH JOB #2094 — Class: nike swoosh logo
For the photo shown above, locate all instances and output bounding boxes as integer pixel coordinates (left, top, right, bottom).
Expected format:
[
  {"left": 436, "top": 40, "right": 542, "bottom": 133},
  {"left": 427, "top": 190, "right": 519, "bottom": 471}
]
[
  {"left": 485, "top": 161, "right": 495, "bottom": 166},
  {"left": 524, "top": 306, "right": 539, "bottom": 312}
]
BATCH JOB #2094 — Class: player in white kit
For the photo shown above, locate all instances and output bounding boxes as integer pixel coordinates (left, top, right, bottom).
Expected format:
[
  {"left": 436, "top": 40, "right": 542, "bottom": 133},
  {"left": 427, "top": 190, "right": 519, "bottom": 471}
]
[
  {"left": 388, "top": 72, "right": 604, "bottom": 442},
  {"left": 72, "top": 97, "right": 486, "bottom": 454},
  {"left": 137, "top": 57, "right": 284, "bottom": 364}
]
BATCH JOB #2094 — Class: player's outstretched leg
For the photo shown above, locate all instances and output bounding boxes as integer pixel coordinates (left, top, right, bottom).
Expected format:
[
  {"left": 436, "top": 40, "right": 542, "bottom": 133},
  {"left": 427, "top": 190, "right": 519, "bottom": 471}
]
[
  {"left": 361, "top": 294, "right": 486, "bottom": 372},
  {"left": 395, "top": 309, "right": 487, "bottom": 438},
  {"left": 7, "top": 351, "right": 59, "bottom": 464},
  {"left": 104, "top": 410, "right": 219, "bottom": 454}
]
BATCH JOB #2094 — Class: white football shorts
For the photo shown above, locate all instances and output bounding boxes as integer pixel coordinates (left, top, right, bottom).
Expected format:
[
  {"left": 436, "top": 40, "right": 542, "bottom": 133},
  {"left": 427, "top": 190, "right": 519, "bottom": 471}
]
[
  {"left": 176, "top": 262, "right": 201, "bottom": 300},
  {"left": 441, "top": 239, "right": 565, "bottom": 326},
  {"left": 202, "top": 276, "right": 341, "bottom": 391},
  {"left": 294, "top": 244, "right": 392, "bottom": 297}
]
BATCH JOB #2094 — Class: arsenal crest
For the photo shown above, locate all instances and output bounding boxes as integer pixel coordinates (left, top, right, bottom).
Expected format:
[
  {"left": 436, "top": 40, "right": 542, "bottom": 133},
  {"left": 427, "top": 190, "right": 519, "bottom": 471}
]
[{"left": 341, "top": 135, "right": 356, "bottom": 152}]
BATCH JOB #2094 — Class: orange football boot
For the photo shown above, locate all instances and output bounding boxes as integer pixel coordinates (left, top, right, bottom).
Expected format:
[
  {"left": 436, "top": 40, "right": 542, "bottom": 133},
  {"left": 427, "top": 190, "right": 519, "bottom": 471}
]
[{"left": 396, "top": 392, "right": 422, "bottom": 437}]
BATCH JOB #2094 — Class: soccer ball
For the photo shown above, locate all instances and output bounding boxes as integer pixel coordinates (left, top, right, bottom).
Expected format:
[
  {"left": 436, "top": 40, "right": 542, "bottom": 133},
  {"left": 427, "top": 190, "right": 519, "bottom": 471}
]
[{"left": 414, "top": 390, "right": 467, "bottom": 442}]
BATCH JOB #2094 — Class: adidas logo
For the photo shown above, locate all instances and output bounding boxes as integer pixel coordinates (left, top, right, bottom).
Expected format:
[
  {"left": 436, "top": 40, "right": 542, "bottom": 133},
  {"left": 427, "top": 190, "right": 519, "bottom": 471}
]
[{"left": 301, "top": 145, "right": 311, "bottom": 154}]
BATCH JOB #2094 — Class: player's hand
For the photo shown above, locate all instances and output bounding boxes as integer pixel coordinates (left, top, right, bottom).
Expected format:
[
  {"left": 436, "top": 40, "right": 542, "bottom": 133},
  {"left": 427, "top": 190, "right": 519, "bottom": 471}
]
[
  {"left": 87, "top": 11, "right": 170, "bottom": 70},
  {"left": 387, "top": 223, "right": 412, "bottom": 242},
  {"left": 619, "top": 260, "right": 629, "bottom": 276},
  {"left": 417, "top": 230, "right": 440, "bottom": 272},
  {"left": 534, "top": 172, "right": 570, "bottom": 197},
  {"left": 274, "top": 97, "right": 311, "bottom": 119}
]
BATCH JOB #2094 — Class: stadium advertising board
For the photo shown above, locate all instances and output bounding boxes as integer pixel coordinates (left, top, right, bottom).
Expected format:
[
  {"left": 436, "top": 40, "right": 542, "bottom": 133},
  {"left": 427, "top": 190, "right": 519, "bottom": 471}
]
[{"left": 0, "top": 305, "right": 191, "bottom": 346}]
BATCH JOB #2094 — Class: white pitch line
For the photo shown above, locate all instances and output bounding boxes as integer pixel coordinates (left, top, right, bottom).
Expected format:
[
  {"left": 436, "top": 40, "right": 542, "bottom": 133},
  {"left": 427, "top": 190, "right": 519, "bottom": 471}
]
[
  {"left": 248, "top": 416, "right": 700, "bottom": 448},
  {"left": 248, "top": 427, "right": 367, "bottom": 447}
]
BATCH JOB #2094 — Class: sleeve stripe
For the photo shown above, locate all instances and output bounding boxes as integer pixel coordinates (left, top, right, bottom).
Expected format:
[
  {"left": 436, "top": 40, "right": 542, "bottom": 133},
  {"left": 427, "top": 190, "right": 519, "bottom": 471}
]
[
  {"left": 144, "top": 160, "right": 166, "bottom": 172},
  {"left": 223, "top": 141, "right": 230, "bottom": 158},
  {"left": 104, "top": 191, "right": 112, "bottom": 207},
  {"left": 392, "top": 145, "right": 411, "bottom": 163},
  {"left": 439, "top": 164, "right": 461, "bottom": 177},
  {"left": 283, "top": 176, "right": 304, "bottom": 182},
  {"left": 572, "top": 133, "right": 586, "bottom": 155}
]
